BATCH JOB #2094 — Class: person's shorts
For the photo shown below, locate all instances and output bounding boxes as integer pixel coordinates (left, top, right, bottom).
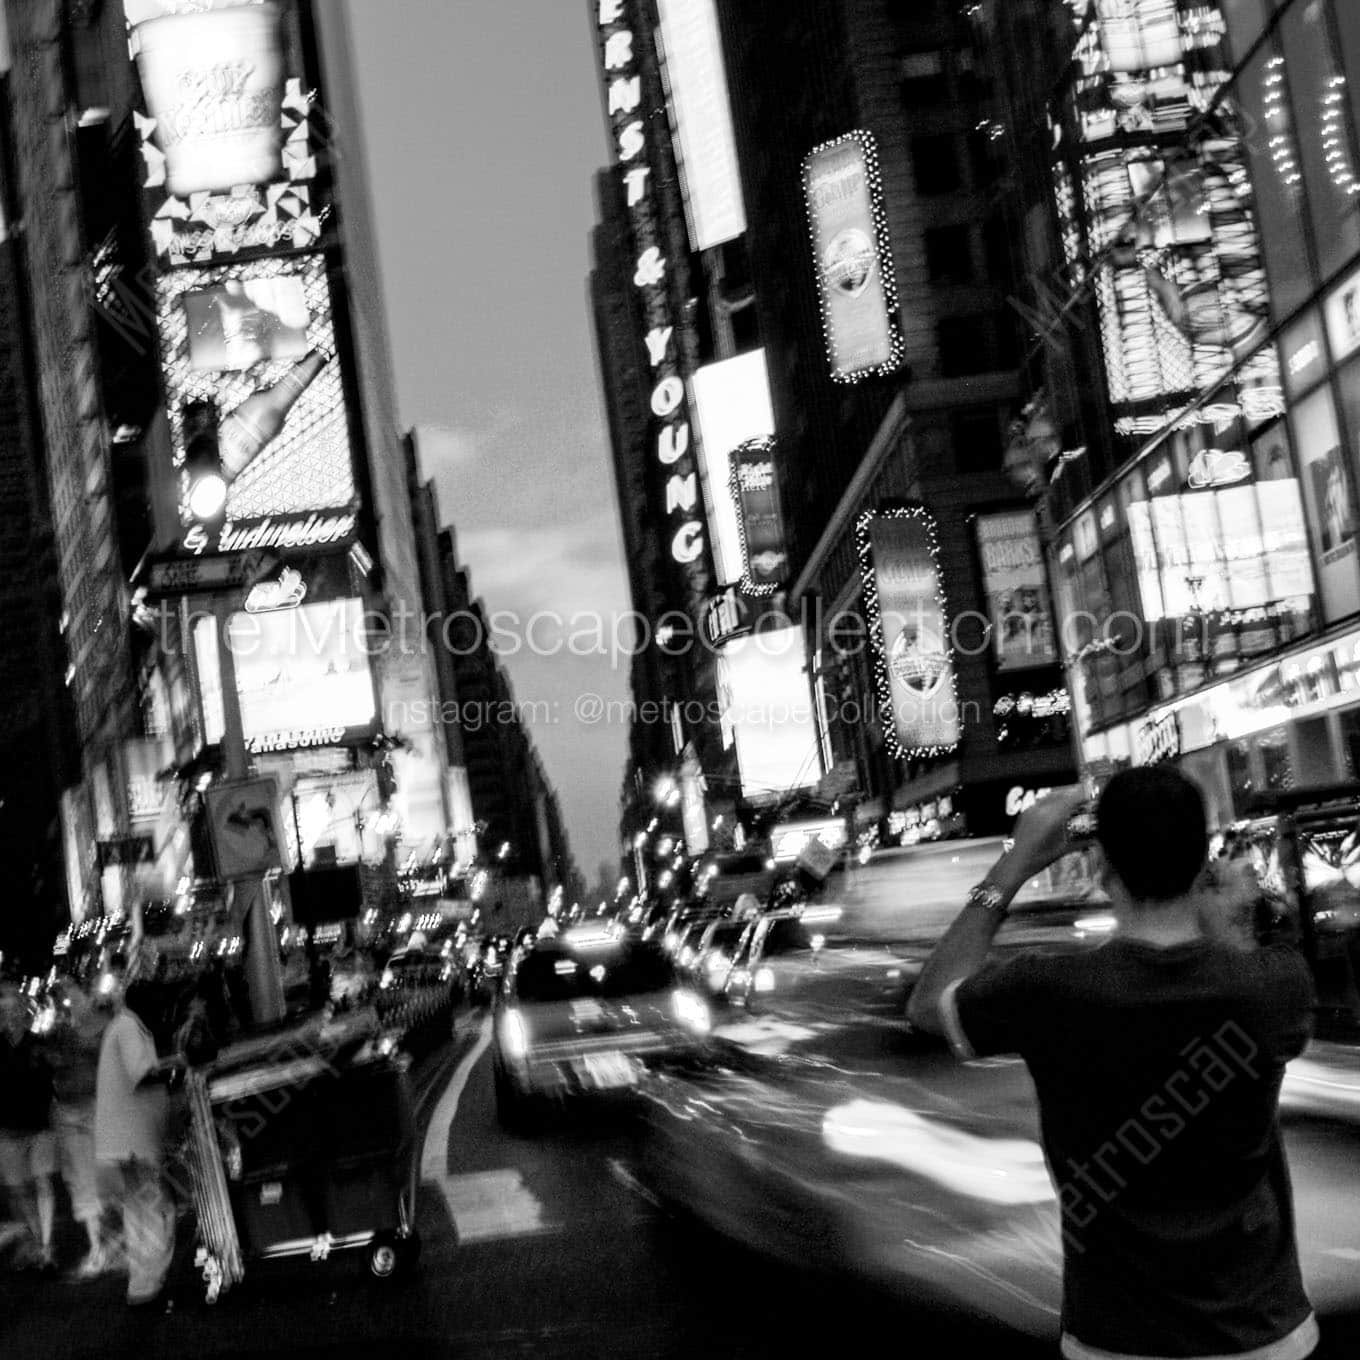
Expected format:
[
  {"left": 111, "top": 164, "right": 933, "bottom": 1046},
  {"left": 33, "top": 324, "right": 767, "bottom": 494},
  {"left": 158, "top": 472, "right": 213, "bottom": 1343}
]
[{"left": 0, "top": 1128, "right": 58, "bottom": 1187}]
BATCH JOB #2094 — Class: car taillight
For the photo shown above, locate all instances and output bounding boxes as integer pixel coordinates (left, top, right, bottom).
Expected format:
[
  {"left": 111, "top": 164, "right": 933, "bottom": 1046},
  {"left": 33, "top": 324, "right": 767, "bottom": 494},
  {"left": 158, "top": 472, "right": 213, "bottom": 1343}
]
[
  {"left": 705, "top": 951, "right": 728, "bottom": 973},
  {"left": 679, "top": 946, "right": 695, "bottom": 967},
  {"left": 672, "top": 988, "right": 711, "bottom": 1035},
  {"left": 501, "top": 1009, "right": 529, "bottom": 1060},
  {"left": 753, "top": 966, "right": 775, "bottom": 993},
  {"left": 728, "top": 967, "right": 750, "bottom": 991}
]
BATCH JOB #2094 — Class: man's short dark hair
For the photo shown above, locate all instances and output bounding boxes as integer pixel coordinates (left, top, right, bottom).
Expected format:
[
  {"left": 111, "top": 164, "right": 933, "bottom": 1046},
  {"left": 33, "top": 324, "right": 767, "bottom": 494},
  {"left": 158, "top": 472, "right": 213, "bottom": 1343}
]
[{"left": 1096, "top": 767, "right": 1207, "bottom": 902}]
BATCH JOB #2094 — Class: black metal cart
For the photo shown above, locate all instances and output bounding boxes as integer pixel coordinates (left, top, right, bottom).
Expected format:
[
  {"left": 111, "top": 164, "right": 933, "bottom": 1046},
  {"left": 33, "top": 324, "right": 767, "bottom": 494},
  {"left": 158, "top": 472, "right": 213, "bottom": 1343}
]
[
  {"left": 1228, "top": 785, "right": 1360, "bottom": 1039},
  {"left": 184, "top": 1011, "right": 421, "bottom": 1301}
]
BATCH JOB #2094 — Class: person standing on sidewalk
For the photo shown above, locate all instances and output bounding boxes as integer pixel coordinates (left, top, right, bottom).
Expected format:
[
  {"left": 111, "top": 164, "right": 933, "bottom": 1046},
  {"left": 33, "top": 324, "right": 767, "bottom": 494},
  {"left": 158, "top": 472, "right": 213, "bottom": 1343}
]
[
  {"left": 48, "top": 975, "right": 112, "bottom": 1277},
  {"left": 94, "top": 974, "right": 181, "bottom": 1306},
  {"left": 907, "top": 768, "right": 1319, "bottom": 1360},
  {"left": 0, "top": 982, "right": 57, "bottom": 1272}
]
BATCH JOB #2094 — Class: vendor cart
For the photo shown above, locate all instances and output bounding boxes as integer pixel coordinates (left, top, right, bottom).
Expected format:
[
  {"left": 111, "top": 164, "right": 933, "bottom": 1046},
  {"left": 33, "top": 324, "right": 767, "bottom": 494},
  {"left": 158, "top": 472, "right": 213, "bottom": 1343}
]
[
  {"left": 1228, "top": 785, "right": 1360, "bottom": 1039},
  {"left": 183, "top": 1009, "right": 421, "bottom": 1302}
]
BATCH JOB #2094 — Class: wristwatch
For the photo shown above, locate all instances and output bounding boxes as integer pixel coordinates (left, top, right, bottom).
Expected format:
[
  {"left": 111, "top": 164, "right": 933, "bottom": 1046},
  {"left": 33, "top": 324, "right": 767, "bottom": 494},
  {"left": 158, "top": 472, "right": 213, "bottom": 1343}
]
[{"left": 966, "top": 881, "right": 1009, "bottom": 916}]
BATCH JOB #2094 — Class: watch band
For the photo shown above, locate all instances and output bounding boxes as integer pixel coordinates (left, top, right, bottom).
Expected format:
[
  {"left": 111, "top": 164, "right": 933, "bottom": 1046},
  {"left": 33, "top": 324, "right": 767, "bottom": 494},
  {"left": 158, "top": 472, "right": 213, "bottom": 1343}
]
[{"left": 966, "top": 881, "right": 1009, "bottom": 916}]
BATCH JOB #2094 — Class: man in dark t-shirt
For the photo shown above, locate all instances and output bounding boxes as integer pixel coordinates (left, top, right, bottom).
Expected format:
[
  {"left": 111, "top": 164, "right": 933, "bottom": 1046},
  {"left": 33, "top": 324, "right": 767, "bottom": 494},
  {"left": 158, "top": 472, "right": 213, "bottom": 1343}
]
[{"left": 907, "top": 768, "right": 1318, "bottom": 1360}]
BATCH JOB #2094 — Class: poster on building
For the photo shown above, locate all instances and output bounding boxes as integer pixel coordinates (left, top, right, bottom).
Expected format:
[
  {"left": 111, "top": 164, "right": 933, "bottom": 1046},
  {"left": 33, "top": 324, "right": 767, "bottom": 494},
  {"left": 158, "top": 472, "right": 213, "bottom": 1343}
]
[
  {"left": 859, "top": 509, "right": 960, "bottom": 757},
  {"left": 1293, "top": 387, "right": 1360, "bottom": 624},
  {"left": 125, "top": 0, "right": 330, "bottom": 269},
  {"left": 975, "top": 511, "right": 1056, "bottom": 671},
  {"left": 205, "top": 776, "right": 284, "bottom": 880},
  {"left": 730, "top": 438, "right": 788, "bottom": 594},
  {"left": 802, "top": 131, "right": 904, "bottom": 383}
]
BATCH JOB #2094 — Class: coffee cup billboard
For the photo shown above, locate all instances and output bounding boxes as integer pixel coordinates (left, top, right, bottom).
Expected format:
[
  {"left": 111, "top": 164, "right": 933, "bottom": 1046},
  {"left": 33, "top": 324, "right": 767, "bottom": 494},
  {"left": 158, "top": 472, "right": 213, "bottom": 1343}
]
[
  {"left": 133, "top": 3, "right": 286, "bottom": 199},
  {"left": 859, "top": 508, "right": 960, "bottom": 758},
  {"left": 803, "top": 131, "right": 905, "bottom": 383}
]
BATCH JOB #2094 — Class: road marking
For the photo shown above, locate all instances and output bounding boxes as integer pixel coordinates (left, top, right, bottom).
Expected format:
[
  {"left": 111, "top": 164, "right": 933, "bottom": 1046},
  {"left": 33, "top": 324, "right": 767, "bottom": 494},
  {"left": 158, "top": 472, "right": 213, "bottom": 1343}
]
[
  {"left": 714, "top": 1016, "right": 819, "bottom": 1054},
  {"left": 608, "top": 1157, "right": 660, "bottom": 1207},
  {"left": 420, "top": 1012, "right": 492, "bottom": 1180},
  {"left": 439, "top": 1169, "right": 555, "bottom": 1243}
]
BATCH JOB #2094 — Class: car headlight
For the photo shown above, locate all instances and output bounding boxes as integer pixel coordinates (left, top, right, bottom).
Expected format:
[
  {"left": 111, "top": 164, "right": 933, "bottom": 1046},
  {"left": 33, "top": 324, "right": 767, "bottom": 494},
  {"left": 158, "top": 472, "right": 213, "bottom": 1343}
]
[
  {"left": 501, "top": 1009, "right": 530, "bottom": 1060},
  {"left": 379, "top": 969, "right": 395, "bottom": 989},
  {"left": 672, "top": 988, "right": 711, "bottom": 1035},
  {"left": 753, "top": 966, "right": 775, "bottom": 993}
]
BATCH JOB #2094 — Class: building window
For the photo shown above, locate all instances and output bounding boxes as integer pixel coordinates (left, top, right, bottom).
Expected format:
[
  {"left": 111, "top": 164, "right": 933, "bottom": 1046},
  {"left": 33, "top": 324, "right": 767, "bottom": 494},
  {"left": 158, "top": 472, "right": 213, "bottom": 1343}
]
[
  {"left": 925, "top": 225, "right": 973, "bottom": 283},
  {"left": 967, "top": 127, "right": 1005, "bottom": 189},
  {"left": 900, "top": 50, "right": 947, "bottom": 109},
  {"left": 937, "top": 313, "right": 1018, "bottom": 377},
  {"left": 950, "top": 409, "right": 1002, "bottom": 472},
  {"left": 910, "top": 133, "right": 961, "bottom": 195}
]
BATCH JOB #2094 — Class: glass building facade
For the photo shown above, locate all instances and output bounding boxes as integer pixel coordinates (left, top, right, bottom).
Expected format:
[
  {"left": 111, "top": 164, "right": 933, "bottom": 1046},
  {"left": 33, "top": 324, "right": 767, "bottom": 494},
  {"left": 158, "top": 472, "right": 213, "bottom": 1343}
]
[{"left": 1051, "top": 0, "right": 1360, "bottom": 826}]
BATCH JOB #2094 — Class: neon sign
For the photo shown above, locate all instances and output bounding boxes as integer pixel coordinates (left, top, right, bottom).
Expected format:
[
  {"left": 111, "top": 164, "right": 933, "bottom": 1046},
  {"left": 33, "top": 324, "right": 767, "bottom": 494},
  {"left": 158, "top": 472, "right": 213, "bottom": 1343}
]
[{"left": 596, "top": 1, "right": 711, "bottom": 592}]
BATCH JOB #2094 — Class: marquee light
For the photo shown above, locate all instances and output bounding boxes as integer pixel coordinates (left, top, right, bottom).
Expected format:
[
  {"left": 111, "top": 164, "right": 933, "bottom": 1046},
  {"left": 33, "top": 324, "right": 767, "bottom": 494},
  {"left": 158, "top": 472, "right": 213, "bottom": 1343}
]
[
  {"left": 856, "top": 505, "right": 961, "bottom": 760},
  {"left": 596, "top": 0, "right": 710, "bottom": 584},
  {"left": 802, "top": 130, "right": 906, "bottom": 384}
]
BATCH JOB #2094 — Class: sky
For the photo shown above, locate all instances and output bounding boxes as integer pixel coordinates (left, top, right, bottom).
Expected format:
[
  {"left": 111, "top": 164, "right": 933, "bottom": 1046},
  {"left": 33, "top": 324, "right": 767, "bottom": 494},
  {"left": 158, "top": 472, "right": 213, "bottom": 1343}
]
[{"left": 341, "top": 1, "right": 628, "bottom": 887}]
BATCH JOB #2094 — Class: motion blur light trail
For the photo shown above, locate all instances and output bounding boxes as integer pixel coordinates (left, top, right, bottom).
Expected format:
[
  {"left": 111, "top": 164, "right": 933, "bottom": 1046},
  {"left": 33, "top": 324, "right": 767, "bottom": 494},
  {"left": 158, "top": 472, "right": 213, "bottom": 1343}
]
[{"left": 822, "top": 1100, "right": 1055, "bottom": 1205}]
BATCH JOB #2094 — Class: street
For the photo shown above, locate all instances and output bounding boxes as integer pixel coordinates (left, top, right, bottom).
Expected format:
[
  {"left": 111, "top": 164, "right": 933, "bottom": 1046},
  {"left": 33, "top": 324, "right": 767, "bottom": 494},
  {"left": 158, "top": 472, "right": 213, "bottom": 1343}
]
[{"left": 0, "top": 1007, "right": 1056, "bottom": 1360}]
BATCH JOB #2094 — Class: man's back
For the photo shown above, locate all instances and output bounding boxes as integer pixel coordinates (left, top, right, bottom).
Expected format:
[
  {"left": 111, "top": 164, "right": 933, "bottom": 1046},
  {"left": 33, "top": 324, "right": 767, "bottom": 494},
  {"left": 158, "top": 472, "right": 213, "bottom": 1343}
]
[{"left": 952, "top": 938, "right": 1316, "bottom": 1359}]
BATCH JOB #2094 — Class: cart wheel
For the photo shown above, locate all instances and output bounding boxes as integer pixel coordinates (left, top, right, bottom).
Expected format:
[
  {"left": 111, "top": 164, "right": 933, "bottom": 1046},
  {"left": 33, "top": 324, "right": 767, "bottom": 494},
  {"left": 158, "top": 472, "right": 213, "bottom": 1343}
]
[
  {"left": 367, "top": 1230, "right": 420, "bottom": 1281},
  {"left": 367, "top": 1238, "right": 399, "bottom": 1279}
]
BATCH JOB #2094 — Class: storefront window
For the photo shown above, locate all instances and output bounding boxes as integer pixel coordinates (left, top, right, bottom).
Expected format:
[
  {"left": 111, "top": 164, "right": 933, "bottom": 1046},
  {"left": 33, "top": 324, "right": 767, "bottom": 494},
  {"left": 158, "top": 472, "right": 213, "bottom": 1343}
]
[
  {"left": 1338, "top": 705, "right": 1360, "bottom": 778},
  {"left": 1227, "top": 737, "right": 1255, "bottom": 814},
  {"left": 1238, "top": 45, "right": 1315, "bottom": 321},
  {"left": 1259, "top": 724, "right": 1294, "bottom": 793},
  {"left": 1121, "top": 423, "right": 1317, "bottom": 697},
  {"left": 1280, "top": 0, "right": 1360, "bottom": 282},
  {"left": 1292, "top": 382, "right": 1360, "bottom": 621}
]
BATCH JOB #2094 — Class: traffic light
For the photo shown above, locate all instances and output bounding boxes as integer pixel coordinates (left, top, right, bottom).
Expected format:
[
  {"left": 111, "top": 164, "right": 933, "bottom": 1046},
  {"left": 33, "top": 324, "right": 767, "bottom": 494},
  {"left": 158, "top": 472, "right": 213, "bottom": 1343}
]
[{"left": 182, "top": 398, "right": 227, "bottom": 523}]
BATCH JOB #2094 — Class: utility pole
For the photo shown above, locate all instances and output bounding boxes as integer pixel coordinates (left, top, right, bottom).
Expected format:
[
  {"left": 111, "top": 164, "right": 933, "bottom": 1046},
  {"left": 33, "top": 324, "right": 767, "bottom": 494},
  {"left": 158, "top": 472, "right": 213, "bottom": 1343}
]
[{"left": 214, "top": 597, "right": 286, "bottom": 1026}]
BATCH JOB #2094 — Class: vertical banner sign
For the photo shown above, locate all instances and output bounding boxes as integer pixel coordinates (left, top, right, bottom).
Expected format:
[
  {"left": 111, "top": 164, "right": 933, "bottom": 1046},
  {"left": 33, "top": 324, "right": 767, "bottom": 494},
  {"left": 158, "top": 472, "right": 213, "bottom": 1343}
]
[
  {"left": 974, "top": 511, "right": 1057, "bottom": 671},
  {"left": 729, "top": 437, "right": 788, "bottom": 595},
  {"left": 595, "top": 0, "right": 713, "bottom": 615},
  {"left": 802, "top": 131, "right": 905, "bottom": 383},
  {"left": 857, "top": 507, "right": 961, "bottom": 758}
]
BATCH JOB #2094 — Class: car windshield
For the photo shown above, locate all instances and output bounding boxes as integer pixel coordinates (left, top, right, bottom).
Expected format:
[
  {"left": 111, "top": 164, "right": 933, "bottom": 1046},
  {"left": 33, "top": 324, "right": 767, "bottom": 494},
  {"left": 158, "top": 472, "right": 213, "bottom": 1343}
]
[
  {"left": 704, "top": 924, "right": 746, "bottom": 950},
  {"left": 758, "top": 917, "right": 813, "bottom": 957},
  {"left": 514, "top": 941, "right": 676, "bottom": 1002}
]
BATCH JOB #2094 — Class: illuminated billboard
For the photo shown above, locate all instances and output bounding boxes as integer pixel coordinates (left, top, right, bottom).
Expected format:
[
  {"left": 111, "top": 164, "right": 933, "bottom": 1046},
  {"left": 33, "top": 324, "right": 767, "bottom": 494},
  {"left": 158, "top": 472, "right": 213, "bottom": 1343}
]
[
  {"left": 716, "top": 626, "right": 821, "bottom": 798},
  {"left": 858, "top": 507, "right": 960, "bottom": 758},
  {"left": 655, "top": 0, "right": 745, "bottom": 252},
  {"left": 690, "top": 350, "right": 775, "bottom": 585},
  {"left": 125, "top": 0, "right": 329, "bottom": 269},
  {"left": 193, "top": 597, "right": 377, "bottom": 755},
  {"left": 802, "top": 131, "right": 905, "bottom": 383},
  {"left": 974, "top": 511, "right": 1056, "bottom": 672},
  {"left": 157, "top": 253, "right": 358, "bottom": 555}
]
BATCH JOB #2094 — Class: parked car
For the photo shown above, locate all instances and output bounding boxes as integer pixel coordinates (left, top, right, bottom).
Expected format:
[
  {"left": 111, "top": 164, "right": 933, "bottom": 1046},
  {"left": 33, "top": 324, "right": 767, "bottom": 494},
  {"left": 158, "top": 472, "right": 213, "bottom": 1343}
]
[
  {"left": 491, "top": 927, "right": 713, "bottom": 1131},
  {"left": 685, "top": 919, "right": 750, "bottom": 999}
]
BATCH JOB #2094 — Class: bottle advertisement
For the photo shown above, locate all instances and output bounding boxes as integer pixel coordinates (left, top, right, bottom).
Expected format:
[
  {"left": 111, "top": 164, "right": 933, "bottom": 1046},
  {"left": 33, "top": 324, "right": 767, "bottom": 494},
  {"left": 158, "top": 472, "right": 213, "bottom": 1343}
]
[{"left": 157, "top": 253, "right": 357, "bottom": 555}]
